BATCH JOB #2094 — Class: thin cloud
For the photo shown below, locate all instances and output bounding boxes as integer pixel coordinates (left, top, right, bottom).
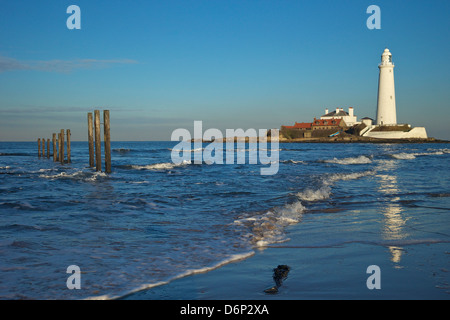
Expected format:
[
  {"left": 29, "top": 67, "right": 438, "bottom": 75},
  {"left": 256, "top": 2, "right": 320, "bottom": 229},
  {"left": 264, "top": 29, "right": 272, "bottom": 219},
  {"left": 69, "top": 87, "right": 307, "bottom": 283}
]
[
  {"left": 0, "top": 56, "right": 30, "bottom": 72},
  {"left": 0, "top": 56, "right": 138, "bottom": 73},
  {"left": 0, "top": 106, "right": 146, "bottom": 114}
]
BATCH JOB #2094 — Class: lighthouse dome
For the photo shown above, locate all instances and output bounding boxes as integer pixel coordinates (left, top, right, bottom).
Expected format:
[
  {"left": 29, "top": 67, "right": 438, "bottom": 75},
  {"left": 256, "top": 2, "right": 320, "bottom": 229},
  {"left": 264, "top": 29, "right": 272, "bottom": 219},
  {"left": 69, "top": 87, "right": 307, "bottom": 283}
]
[{"left": 380, "top": 48, "right": 393, "bottom": 65}]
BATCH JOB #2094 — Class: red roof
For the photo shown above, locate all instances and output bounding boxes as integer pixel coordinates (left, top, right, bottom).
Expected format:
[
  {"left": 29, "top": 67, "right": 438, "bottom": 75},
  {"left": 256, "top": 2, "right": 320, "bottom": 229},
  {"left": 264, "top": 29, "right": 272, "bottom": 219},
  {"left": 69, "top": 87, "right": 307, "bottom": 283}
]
[
  {"left": 282, "top": 122, "right": 312, "bottom": 129},
  {"left": 293, "top": 122, "right": 312, "bottom": 129}
]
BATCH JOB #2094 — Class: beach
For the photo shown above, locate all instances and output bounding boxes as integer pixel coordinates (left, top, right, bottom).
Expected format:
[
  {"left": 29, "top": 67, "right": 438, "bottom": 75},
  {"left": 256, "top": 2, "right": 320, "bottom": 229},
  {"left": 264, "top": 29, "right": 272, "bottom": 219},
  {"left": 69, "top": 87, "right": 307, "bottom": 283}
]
[
  {"left": 125, "top": 206, "right": 450, "bottom": 300},
  {"left": 1, "top": 141, "right": 449, "bottom": 300},
  {"left": 2, "top": 1, "right": 450, "bottom": 306}
]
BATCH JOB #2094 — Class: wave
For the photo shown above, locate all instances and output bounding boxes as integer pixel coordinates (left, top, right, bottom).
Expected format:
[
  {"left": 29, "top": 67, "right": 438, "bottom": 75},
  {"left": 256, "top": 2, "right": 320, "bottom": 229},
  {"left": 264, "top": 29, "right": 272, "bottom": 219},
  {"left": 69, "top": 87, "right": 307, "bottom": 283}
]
[
  {"left": 428, "top": 148, "right": 450, "bottom": 154},
  {"left": 296, "top": 185, "right": 331, "bottom": 201},
  {"left": 39, "top": 170, "right": 107, "bottom": 182},
  {"left": 267, "top": 239, "right": 450, "bottom": 249},
  {"left": 87, "top": 251, "right": 255, "bottom": 300},
  {"left": 328, "top": 170, "right": 375, "bottom": 182},
  {"left": 281, "top": 160, "right": 306, "bottom": 165},
  {"left": 323, "top": 155, "right": 372, "bottom": 165},
  {"left": 234, "top": 201, "right": 306, "bottom": 247},
  {"left": 391, "top": 149, "right": 449, "bottom": 160},
  {"left": 391, "top": 152, "right": 416, "bottom": 160},
  {"left": 234, "top": 169, "right": 374, "bottom": 248},
  {"left": 295, "top": 170, "right": 374, "bottom": 203},
  {"left": 130, "top": 160, "right": 191, "bottom": 171}
]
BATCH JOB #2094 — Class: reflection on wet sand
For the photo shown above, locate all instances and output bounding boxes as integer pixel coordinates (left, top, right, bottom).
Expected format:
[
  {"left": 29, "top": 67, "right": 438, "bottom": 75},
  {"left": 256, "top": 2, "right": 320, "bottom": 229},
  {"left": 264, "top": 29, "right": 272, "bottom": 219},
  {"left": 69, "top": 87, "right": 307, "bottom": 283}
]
[{"left": 376, "top": 159, "right": 407, "bottom": 266}]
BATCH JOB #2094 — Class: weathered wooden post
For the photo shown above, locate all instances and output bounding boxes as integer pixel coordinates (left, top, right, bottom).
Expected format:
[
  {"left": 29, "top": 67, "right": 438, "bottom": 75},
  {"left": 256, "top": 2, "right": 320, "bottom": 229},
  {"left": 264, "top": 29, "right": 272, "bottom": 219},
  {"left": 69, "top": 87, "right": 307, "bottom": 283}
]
[
  {"left": 103, "top": 110, "right": 111, "bottom": 173},
  {"left": 60, "top": 129, "right": 65, "bottom": 164},
  {"left": 38, "top": 138, "right": 41, "bottom": 157},
  {"left": 58, "top": 133, "right": 61, "bottom": 162},
  {"left": 42, "top": 138, "right": 45, "bottom": 157},
  {"left": 47, "top": 139, "right": 50, "bottom": 158},
  {"left": 67, "top": 129, "right": 71, "bottom": 163},
  {"left": 94, "top": 110, "right": 101, "bottom": 171},
  {"left": 88, "top": 113, "right": 94, "bottom": 167},
  {"left": 53, "top": 133, "right": 57, "bottom": 162}
]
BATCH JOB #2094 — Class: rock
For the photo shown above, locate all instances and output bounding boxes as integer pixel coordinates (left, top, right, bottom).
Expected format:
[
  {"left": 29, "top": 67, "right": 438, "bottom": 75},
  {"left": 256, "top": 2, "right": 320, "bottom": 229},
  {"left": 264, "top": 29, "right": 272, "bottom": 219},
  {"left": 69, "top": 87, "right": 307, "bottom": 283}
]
[
  {"left": 264, "top": 265, "right": 290, "bottom": 294},
  {"left": 263, "top": 286, "right": 279, "bottom": 294}
]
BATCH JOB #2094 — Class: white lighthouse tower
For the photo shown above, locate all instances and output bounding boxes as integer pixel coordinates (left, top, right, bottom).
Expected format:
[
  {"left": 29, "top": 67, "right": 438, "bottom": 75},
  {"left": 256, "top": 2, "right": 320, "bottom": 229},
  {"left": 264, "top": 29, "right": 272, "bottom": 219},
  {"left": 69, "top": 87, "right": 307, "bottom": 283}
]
[
  {"left": 362, "top": 48, "right": 428, "bottom": 139},
  {"left": 376, "top": 48, "right": 397, "bottom": 125}
]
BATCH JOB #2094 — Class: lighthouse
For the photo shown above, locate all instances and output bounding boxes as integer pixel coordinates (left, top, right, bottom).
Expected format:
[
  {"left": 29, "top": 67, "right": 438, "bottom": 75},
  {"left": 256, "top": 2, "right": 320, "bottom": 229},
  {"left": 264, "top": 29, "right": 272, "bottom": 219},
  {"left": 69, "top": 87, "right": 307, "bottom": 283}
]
[
  {"left": 362, "top": 48, "right": 428, "bottom": 139},
  {"left": 376, "top": 48, "right": 397, "bottom": 125}
]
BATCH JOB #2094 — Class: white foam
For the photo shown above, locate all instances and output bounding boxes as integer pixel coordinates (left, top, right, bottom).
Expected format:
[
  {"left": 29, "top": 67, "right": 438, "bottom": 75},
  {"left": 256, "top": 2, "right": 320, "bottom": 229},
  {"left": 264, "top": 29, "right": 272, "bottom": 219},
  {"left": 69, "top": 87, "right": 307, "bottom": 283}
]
[
  {"left": 296, "top": 185, "right": 332, "bottom": 201},
  {"left": 281, "top": 160, "right": 306, "bottom": 164},
  {"left": 328, "top": 170, "right": 375, "bottom": 182},
  {"left": 234, "top": 201, "right": 306, "bottom": 248},
  {"left": 86, "top": 251, "right": 255, "bottom": 300},
  {"left": 418, "top": 151, "right": 444, "bottom": 156},
  {"left": 131, "top": 160, "right": 190, "bottom": 171},
  {"left": 324, "top": 155, "right": 372, "bottom": 165},
  {"left": 296, "top": 170, "right": 374, "bottom": 203},
  {"left": 391, "top": 153, "right": 416, "bottom": 160},
  {"left": 39, "top": 170, "right": 107, "bottom": 182},
  {"left": 391, "top": 150, "right": 447, "bottom": 160}
]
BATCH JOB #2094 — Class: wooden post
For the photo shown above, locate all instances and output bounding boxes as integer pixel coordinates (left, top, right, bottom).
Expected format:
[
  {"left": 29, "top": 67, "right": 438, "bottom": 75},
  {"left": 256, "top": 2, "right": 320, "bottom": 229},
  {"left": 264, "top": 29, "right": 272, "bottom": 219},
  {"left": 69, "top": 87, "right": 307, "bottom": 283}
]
[
  {"left": 103, "top": 110, "right": 111, "bottom": 173},
  {"left": 53, "top": 133, "right": 57, "bottom": 162},
  {"left": 47, "top": 139, "right": 50, "bottom": 158},
  {"left": 38, "top": 138, "right": 41, "bottom": 157},
  {"left": 67, "top": 129, "right": 71, "bottom": 163},
  {"left": 94, "top": 110, "right": 101, "bottom": 171},
  {"left": 58, "top": 133, "right": 61, "bottom": 162},
  {"left": 88, "top": 113, "right": 94, "bottom": 167},
  {"left": 42, "top": 138, "right": 45, "bottom": 157},
  {"left": 60, "top": 129, "right": 65, "bottom": 164}
]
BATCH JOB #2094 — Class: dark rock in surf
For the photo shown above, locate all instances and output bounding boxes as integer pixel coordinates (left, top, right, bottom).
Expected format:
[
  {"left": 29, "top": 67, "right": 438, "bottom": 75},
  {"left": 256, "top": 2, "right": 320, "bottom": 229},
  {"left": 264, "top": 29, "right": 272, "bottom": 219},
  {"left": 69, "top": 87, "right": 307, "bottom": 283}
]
[{"left": 264, "top": 265, "right": 290, "bottom": 294}]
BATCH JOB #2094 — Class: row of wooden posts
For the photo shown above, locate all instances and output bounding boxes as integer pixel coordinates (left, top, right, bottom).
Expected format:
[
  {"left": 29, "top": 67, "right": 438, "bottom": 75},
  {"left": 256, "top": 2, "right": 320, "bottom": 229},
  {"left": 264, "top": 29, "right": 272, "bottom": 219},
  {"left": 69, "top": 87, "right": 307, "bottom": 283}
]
[
  {"left": 38, "top": 129, "right": 71, "bottom": 164},
  {"left": 37, "top": 110, "right": 111, "bottom": 174},
  {"left": 88, "top": 110, "right": 111, "bottom": 174}
]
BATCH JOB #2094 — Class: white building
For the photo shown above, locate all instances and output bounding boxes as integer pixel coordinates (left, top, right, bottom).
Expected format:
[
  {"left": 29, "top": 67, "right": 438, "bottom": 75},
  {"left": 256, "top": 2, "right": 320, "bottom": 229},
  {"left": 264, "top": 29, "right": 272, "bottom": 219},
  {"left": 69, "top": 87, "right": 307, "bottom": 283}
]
[
  {"left": 376, "top": 48, "right": 397, "bottom": 125},
  {"left": 320, "top": 107, "right": 358, "bottom": 126},
  {"left": 362, "top": 48, "right": 428, "bottom": 139}
]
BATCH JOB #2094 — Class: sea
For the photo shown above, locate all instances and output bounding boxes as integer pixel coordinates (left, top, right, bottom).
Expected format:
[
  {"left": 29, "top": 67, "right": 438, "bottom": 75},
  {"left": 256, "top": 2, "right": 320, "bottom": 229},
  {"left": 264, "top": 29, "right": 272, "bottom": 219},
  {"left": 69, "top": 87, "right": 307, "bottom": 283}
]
[{"left": 0, "top": 141, "right": 449, "bottom": 299}]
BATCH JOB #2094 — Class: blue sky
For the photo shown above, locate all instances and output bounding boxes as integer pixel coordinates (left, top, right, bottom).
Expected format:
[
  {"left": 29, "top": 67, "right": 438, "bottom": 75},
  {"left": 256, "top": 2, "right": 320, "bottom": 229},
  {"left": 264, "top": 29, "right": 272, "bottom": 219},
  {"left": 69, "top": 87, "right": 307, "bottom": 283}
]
[{"left": 1, "top": 0, "right": 449, "bottom": 140}]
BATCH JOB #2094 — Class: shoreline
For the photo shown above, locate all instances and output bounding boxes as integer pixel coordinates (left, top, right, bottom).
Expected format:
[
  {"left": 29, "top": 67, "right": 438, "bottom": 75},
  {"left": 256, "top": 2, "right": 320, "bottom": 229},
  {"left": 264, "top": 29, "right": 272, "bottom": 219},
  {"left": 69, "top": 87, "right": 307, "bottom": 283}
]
[
  {"left": 123, "top": 240, "right": 450, "bottom": 300},
  {"left": 194, "top": 137, "right": 449, "bottom": 144}
]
